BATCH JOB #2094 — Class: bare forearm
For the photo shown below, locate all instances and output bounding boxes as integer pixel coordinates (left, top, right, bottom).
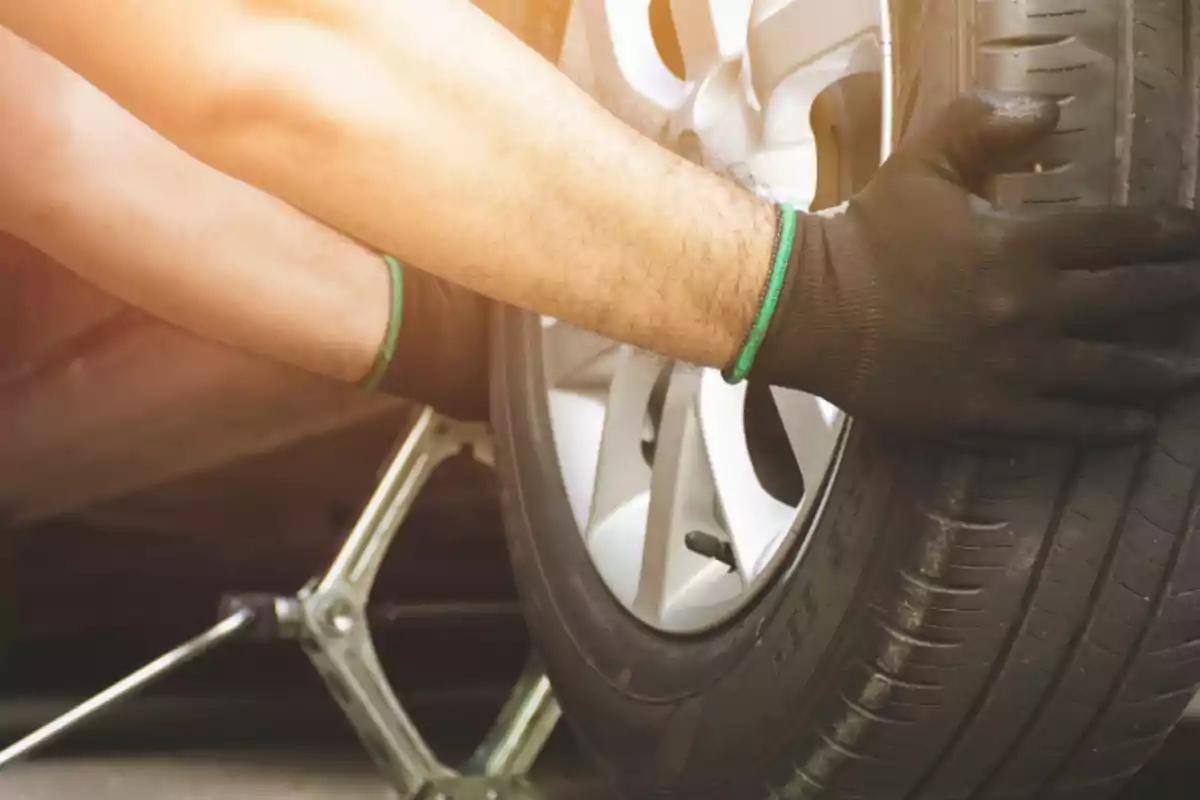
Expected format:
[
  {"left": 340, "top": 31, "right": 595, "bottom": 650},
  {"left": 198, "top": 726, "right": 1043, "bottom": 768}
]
[
  {"left": 0, "top": 31, "right": 388, "bottom": 384},
  {"left": 0, "top": 0, "right": 775, "bottom": 367}
]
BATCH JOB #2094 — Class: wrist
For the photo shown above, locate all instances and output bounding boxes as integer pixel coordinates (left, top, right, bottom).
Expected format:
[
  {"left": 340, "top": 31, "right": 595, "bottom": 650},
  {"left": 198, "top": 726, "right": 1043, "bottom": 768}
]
[
  {"left": 369, "top": 265, "right": 492, "bottom": 422},
  {"left": 357, "top": 254, "right": 405, "bottom": 391},
  {"left": 722, "top": 203, "right": 798, "bottom": 383},
  {"left": 748, "top": 206, "right": 868, "bottom": 402}
]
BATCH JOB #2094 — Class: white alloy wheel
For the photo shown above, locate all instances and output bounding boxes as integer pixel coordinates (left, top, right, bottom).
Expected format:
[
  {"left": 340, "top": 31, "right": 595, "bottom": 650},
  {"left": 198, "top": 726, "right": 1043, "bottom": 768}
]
[{"left": 541, "top": 0, "right": 893, "bottom": 635}]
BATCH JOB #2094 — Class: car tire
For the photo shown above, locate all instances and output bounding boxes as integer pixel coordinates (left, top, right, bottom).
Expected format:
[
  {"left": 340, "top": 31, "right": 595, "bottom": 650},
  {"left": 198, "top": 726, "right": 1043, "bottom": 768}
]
[{"left": 490, "top": 2, "right": 1200, "bottom": 798}]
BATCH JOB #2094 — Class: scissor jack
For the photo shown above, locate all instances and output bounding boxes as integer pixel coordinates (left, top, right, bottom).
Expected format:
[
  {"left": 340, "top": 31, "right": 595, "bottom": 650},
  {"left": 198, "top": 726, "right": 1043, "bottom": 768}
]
[{"left": 0, "top": 407, "right": 563, "bottom": 799}]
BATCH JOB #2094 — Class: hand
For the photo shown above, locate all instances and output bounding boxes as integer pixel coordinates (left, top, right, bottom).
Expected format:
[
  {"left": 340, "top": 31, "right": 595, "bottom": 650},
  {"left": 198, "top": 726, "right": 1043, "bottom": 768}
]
[
  {"left": 373, "top": 264, "right": 492, "bottom": 422},
  {"left": 750, "top": 91, "right": 1200, "bottom": 441}
]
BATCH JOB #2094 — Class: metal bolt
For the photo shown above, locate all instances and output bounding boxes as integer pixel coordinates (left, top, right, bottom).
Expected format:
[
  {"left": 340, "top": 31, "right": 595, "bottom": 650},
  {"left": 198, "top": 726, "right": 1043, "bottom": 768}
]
[
  {"left": 273, "top": 597, "right": 305, "bottom": 640},
  {"left": 320, "top": 598, "right": 358, "bottom": 637}
]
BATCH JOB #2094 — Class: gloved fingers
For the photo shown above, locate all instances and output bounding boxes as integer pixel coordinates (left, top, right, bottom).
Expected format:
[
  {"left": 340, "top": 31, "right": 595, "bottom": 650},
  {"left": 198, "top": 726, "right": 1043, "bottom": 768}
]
[
  {"left": 1005, "top": 206, "right": 1200, "bottom": 270},
  {"left": 1050, "top": 261, "right": 1200, "bottom": 331},
  {"left": 1024, "top": 340, "right": 1200, "bottom": 400},
  {"left": 897, "top": 90, "right": 1060, "bottom": 187},
  {"left": 959, "top": 398, "right": 1155, "bottom": 443}
]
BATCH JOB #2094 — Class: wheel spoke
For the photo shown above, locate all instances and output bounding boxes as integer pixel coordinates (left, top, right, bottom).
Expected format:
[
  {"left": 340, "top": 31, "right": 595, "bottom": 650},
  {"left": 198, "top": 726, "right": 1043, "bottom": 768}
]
[
  {"left": 632, "top": 368, "right": 728, "bottom": 625},
  {"left": 770, "top": 386, "right": 844, "bottom": 495},
  {"left": 563, "top": 0, "right": 689, "bottom": 139},
  {"left": 630, "top": 368, "right": 747, "bottom": 627},
  {"left": 747, "top": 0, "right": 884, "bottom": 100},
  {"left": 696, "top": 372, "right": 794, "bottom": 581},
  {"left": 586, "top": 349, "right": 665, "bottom": 538},
  {"left": 545, "top": 390, "right": 607, "bottom": 534},
  {"left": 574, "top": 349, "right": 666, "bottom": 609},
  {"left": 669, "top": 0, "right": 752, "bottom": 80},
  {"left": 744, "top": 0, "right": 887, "bottom": 210},
  {"left": 542, "top": 321, "right": 622, "bottom": 391}
]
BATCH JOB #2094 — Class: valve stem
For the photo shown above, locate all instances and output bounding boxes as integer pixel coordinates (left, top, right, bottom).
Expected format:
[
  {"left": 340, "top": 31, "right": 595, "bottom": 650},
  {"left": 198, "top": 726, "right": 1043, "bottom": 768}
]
[{"left": 684, "top": 531, "right": 738, "bottom": 572}]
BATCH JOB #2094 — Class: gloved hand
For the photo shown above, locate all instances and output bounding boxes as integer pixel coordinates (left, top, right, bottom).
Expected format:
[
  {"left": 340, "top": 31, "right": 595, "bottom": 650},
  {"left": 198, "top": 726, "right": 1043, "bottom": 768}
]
[
  {"left": 745, "top": 91, "right": 1200, "bottom": 440},
  {"left": 372, "top": 263, "right": 492, "bottom": 422}
]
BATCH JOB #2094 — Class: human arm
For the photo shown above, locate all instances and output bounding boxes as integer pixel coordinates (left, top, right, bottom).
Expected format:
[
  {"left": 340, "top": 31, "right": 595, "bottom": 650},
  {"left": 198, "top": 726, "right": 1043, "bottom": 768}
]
[
  {"left": 0, "top": 0, "right": 775, "bottom": 369},
  {"left": 6, "top": 5, "right": 1200, "bottom": 439},
  {"left": 0, "top": 26, "right": 389, "bottom": 385}
]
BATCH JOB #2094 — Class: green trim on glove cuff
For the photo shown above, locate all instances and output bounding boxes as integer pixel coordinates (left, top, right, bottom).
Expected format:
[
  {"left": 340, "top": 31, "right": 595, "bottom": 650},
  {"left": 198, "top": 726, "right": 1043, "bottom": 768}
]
[
  {"left": 358, "top": 254, "right": 405, "bottom": 392},
  {"left": 722, "top": 203, "right": 796, "bottom": 384}
]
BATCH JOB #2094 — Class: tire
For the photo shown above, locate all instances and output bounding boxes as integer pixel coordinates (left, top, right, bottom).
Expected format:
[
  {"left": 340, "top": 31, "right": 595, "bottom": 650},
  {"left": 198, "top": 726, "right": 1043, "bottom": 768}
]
[{"left": 491, "top": 2, "right": 1200, "bottom": 799}]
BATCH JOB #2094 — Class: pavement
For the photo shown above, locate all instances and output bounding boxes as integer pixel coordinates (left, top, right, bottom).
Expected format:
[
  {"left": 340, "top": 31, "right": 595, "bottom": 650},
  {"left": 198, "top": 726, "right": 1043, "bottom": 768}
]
[
  {"left": 0, "top": 690, "right": 602, "bottom": 799},
  {"left": 0, "top": 689, "right": 1197, "bottom": 800}
]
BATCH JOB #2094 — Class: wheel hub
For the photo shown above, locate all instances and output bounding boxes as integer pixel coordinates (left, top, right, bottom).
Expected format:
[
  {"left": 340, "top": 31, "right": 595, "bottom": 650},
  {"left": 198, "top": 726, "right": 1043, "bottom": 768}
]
[{"left": 541, "top": 0, "right": 893, "bottom": 634}]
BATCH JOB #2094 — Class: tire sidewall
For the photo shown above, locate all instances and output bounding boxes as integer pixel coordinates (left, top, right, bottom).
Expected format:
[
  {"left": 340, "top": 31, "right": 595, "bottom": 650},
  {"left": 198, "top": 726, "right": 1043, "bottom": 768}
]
[{"left": 490, "top": 304, "right": 924, "bottom": 792}]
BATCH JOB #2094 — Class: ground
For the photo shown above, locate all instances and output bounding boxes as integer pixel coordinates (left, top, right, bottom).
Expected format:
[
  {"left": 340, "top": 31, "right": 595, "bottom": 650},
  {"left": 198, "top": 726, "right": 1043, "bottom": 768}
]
[{"left": 0, "top": 687, "right": 1197, "bottom": 798}]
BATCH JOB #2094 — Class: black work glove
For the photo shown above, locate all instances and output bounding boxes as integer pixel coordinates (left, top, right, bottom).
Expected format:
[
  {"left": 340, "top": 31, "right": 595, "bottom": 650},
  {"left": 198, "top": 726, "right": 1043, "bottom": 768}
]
[
  {"left": 374, "top": 264, "right": 491, "bottom": 423},
  {"left": 747, "top": 91, "right": 1200, "bottom": 441}
]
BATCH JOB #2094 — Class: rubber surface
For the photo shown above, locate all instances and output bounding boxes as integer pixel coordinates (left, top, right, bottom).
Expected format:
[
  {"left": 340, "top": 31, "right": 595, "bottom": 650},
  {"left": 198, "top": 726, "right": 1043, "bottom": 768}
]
[{"left": 492, "top": 2, "right": 1200, "bottom": 799}]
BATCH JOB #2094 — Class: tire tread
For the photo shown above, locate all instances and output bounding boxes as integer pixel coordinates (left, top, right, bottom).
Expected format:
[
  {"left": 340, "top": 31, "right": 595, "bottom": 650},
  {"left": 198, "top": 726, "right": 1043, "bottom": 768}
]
[{"left": 771, "top": 3, "right": 1200, "bottom": 798}]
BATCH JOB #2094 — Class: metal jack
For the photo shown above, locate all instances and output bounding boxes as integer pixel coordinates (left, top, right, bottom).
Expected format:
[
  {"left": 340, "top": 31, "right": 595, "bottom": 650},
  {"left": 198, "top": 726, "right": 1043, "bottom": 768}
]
[{"left": 0, "top": 407, "right": 562, "bottom": 799}]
